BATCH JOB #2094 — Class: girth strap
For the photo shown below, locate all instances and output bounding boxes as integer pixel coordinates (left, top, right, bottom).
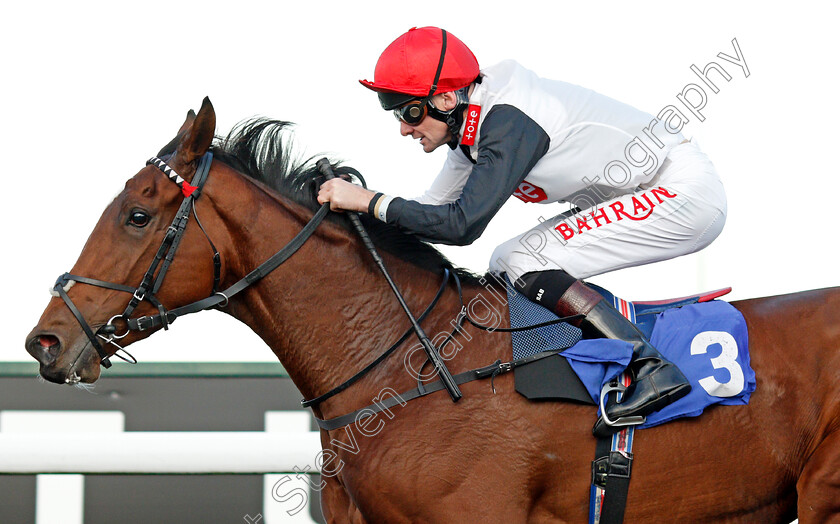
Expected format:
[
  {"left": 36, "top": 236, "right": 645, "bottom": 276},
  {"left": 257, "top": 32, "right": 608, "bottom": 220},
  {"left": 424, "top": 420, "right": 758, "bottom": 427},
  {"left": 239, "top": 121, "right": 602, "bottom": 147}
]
[{"left": 591, "top": 432, "right": 634, "bottom": 524}]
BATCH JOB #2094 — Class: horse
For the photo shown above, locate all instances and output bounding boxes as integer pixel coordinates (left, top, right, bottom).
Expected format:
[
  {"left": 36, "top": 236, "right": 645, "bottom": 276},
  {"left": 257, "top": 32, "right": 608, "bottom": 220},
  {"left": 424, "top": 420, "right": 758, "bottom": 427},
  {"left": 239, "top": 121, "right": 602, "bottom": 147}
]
[{"left": 26, "top": 98, "right": 840, "bottom": 523}]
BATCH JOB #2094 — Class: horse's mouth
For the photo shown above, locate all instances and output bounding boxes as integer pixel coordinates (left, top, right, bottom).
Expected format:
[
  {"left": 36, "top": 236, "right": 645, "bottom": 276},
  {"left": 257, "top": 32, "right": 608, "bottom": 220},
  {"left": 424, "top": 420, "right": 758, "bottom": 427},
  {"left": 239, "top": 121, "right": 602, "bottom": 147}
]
[
  {"left": 33, "top": 360, "right": 77, "bottom": 385},
  {"left": 39, "top": 362, "right": 98, "bottom": 386}
]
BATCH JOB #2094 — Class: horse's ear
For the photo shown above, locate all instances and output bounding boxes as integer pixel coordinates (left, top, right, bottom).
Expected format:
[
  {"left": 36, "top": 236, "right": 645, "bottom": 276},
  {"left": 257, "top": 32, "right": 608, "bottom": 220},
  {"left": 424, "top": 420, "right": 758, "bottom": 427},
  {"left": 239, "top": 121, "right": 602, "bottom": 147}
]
[
  {"left": 178, "top": 109, "right": 197, "bottom": 135},
  {"left": 175, "top": 97, "right": 216, "bottom": 165},
  {"left": 157, "top": 109, "right": 199, "bottom": 157}
]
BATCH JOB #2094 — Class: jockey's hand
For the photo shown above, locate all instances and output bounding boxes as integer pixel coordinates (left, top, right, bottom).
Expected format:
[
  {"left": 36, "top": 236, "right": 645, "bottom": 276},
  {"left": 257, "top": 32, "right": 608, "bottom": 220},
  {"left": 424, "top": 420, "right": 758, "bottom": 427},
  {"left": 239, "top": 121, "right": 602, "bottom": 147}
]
[{"left": 317, "top": 178, "right": 375, "bottom": 213}]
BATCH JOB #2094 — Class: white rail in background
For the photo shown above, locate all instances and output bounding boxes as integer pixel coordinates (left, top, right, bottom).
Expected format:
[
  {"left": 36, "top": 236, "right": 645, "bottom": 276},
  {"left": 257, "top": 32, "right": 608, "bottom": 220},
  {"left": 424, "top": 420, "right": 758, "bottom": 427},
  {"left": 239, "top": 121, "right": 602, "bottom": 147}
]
[{"left": 0, "top": 411, "right": 322, "bottom": 523}]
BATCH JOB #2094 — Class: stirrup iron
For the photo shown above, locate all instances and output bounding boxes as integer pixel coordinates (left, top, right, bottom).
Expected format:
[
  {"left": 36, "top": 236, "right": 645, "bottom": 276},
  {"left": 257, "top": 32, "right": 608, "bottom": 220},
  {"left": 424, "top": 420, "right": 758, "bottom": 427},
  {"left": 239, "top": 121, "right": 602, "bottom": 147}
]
[{"left": 599, "top": 382, "right": 646, "bottom": 428}]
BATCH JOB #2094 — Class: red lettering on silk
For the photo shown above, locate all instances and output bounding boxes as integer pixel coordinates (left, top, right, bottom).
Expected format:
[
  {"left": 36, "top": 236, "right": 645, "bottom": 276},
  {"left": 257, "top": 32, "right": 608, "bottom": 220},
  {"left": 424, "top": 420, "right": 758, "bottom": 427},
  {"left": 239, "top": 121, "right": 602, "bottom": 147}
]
[
  {"left": 513, "top": 182, "right": 548, "bottom": 203},
  {"left": 590, "top": 207, "right": 612, "bottom": 227},
  {"left": 610, "top": 201, "right": 631, "bottom": 221},
  {"left": 651, "top": 186, "right": 678, "bottom": 204},
  {"left": 554, "top": 222, "right": 574, "bottom": 240},
  {"left": 553, "top": 187, "right": 680, "bottom": 241},
  {"left": 576, "top": 215, "right": 592, "bottom": 233},
  {"left": 629, "top": 196, "right": 654, "bottom": 220}
]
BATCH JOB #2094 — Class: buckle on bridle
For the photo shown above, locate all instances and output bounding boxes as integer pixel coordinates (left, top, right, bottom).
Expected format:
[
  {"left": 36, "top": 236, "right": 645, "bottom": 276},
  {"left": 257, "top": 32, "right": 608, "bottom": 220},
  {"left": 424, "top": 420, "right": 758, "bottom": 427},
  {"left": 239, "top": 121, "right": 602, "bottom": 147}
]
[
  {"left": 135, "top": 315, "right": 154, "bottom": 331},
  {"left": 133, "top": 289, "right": 146, "bottom": 302}
]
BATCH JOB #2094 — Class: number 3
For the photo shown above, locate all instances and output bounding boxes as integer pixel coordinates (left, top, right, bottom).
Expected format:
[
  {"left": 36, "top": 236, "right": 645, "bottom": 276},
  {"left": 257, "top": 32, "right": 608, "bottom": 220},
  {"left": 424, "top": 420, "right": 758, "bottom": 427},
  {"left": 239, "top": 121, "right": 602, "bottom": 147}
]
[{"left": 690, "top": 331, "right": 745, "bottom": 398}]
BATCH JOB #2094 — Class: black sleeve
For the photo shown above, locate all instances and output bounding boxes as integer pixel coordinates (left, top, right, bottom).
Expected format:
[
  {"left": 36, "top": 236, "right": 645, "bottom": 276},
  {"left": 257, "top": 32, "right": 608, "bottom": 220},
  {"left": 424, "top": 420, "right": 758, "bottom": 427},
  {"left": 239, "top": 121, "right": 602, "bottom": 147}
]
[{"left": 385, "top": 104, "right": 550, "bottom": 245}]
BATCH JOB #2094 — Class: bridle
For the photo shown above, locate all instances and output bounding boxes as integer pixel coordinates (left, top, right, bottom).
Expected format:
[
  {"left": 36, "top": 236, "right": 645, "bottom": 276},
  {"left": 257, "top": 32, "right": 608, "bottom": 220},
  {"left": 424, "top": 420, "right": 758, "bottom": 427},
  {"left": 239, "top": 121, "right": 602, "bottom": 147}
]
[{"left": 52, "top": 151, "right": 330, "bottom": 374}]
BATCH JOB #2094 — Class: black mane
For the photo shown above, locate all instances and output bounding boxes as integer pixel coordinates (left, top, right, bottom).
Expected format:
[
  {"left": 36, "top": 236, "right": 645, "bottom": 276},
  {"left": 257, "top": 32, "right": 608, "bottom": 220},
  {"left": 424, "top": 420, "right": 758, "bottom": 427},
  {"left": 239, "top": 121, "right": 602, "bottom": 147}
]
[{"left": 207, "top": 118, "right": 480, "bottom": 284}]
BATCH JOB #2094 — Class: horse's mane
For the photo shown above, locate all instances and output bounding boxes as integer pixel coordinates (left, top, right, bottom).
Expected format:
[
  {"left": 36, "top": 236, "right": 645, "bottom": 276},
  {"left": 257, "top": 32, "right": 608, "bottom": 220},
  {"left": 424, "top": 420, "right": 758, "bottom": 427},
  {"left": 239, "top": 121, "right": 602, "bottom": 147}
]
[{"left": 201, "top": 118, "right": 481, "bottom": 284}]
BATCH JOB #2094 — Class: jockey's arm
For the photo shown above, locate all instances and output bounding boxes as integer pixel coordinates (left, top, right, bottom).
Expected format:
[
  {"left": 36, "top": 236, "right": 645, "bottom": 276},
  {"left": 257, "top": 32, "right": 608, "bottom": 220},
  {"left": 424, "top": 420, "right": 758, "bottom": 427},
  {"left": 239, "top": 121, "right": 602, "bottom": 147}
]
[{"left": 378, "top": 105, "right": 549, "bottom": 245}]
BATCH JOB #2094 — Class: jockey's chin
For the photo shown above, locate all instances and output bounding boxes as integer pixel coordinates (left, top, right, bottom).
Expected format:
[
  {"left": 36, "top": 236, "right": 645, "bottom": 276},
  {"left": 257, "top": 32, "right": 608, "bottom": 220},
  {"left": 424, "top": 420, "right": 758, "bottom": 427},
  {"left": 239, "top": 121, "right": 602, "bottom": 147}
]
[{"left": 419, "top": 135, "right": 450, "bottom": 153}]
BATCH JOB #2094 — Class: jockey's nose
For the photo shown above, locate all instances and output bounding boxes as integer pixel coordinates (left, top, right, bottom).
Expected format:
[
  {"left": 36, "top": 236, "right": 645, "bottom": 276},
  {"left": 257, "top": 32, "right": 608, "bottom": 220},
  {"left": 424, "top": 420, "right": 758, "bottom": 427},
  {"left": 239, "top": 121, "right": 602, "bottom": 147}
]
[{"left": 400, "top": 121, "right": 415, "bottom": 136}]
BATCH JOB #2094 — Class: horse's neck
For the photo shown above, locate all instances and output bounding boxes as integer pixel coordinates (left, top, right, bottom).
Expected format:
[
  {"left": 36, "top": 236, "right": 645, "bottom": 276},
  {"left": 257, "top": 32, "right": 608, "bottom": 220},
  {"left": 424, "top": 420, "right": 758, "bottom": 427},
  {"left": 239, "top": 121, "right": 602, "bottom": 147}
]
[{"left": 208, "top": 167, "right": 448, "bottom": 404}]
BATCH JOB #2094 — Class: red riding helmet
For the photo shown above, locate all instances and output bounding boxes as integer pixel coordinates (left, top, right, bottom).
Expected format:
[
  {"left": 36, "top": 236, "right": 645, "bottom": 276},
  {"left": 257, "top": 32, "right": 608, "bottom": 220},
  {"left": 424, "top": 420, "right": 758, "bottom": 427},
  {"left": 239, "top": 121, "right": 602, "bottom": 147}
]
[{"left": 360, "top": 26, "right": 479, "bottom": 110}]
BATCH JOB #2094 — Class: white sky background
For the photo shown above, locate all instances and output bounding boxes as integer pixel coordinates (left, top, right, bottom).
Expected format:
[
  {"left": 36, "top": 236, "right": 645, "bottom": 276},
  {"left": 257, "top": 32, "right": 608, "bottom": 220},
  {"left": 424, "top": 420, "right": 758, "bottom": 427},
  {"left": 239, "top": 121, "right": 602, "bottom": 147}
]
[{"left": 2, "top": 1, "right": 838, "bottom": 363}]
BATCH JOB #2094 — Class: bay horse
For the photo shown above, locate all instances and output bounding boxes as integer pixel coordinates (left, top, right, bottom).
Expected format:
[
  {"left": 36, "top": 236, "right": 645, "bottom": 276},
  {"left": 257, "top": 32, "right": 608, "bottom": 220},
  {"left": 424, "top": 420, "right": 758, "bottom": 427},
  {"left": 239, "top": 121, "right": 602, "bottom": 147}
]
[{"left": 26, "top": 98, "right": 840, "bottom": 523}]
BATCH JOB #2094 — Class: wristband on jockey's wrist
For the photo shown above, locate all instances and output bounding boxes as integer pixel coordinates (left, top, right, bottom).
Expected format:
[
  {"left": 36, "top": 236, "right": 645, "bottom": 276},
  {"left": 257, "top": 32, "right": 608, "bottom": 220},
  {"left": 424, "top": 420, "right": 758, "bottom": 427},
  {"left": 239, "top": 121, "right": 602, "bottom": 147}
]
[{"left": 367, "top": 192, "right": 393, "bottom": 222}]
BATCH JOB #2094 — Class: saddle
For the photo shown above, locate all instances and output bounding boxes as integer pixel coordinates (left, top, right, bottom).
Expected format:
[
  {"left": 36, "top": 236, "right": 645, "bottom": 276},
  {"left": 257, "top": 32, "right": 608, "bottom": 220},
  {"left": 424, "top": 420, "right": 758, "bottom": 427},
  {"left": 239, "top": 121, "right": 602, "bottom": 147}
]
[
  {"left": 589, "top": 284, "right": 733, "bottom": 338},
  {"left": 508, "top": 281, "right": 740, "bottom": 415}
]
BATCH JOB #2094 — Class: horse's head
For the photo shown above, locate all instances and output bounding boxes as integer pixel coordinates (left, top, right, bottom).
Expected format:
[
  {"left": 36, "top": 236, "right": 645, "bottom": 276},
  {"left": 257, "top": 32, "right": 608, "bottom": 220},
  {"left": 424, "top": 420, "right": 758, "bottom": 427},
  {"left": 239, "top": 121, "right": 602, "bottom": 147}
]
[{"left": 26, "top": 98, "right": 220, "bottom": 384}]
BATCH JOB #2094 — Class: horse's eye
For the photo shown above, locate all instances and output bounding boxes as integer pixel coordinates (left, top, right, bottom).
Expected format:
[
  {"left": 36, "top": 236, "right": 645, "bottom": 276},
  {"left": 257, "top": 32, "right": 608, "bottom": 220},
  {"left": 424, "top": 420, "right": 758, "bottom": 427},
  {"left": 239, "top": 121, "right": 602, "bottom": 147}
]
[{"left": 128, "top": 210, "right": 151, "bottom": 228}]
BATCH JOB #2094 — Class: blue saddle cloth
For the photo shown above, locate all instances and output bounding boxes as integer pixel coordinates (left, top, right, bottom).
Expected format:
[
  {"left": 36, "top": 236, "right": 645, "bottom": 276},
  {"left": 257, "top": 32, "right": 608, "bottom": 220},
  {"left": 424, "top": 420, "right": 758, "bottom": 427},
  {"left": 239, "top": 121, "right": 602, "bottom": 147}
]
[{"left": 505, "top": 280, "right": 756, "bottom": 429}]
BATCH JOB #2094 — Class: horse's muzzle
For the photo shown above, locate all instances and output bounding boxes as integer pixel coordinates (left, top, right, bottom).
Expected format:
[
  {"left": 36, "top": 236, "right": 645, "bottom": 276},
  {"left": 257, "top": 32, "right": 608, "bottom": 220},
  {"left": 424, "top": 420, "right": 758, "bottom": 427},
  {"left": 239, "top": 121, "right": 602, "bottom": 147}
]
[{"left": 25, "top": 330, "right": 94, "bottom": 385}]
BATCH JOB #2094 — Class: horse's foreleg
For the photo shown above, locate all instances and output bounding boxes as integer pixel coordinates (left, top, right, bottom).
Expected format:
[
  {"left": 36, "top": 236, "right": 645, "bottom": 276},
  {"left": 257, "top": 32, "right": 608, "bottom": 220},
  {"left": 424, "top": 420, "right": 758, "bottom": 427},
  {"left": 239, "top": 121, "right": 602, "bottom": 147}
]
[{"left": 797, "top": 429, "right": 840, "bottom": 523}]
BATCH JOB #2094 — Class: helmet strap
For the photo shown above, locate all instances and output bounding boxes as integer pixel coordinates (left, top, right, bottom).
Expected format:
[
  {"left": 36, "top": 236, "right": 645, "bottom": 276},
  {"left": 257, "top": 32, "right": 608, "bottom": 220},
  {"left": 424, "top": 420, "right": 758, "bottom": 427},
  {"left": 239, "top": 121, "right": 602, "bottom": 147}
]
[
  {"left": 425, "top": 29, "right": 448, "bottom": 100},
  {"left": 426, "top": 85, "right": 472, "bottom": 149}
]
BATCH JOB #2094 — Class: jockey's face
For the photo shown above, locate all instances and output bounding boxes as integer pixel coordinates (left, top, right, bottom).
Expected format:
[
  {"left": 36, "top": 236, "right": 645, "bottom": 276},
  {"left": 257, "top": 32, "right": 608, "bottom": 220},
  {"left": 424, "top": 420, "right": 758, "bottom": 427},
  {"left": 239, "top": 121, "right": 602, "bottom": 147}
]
[{"left": 398, "top": 93, "right": 453, "bottom": 153}]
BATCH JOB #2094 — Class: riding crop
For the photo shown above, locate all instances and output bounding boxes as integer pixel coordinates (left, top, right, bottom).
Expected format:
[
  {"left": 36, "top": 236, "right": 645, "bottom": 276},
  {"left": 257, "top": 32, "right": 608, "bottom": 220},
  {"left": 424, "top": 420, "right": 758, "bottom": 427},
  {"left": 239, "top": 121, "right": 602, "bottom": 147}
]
[{"left": 316, "top": 158, "right": 462, "bottom": 402}]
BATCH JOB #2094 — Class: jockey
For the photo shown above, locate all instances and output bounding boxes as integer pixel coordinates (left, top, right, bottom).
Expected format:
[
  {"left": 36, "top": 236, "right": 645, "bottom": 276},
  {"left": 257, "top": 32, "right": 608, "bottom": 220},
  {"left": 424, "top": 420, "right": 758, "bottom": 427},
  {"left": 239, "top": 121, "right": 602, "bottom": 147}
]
[{"left": 317, "top": 26, "right": 727, "bottom": 435}]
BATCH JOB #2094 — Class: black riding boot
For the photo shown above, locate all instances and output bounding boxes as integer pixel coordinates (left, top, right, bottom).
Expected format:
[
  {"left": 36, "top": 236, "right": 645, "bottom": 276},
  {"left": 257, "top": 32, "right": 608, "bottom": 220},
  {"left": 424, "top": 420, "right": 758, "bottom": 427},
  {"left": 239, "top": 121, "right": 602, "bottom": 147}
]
[
  {"left": 519, "top": 272, "right": 692, "bottom": 434},
  {"left": 581, "top": 299, "right": 692, "bottom": 436},
  {"left": 542, "top": 279, "right": 691, "bottom": 436}
]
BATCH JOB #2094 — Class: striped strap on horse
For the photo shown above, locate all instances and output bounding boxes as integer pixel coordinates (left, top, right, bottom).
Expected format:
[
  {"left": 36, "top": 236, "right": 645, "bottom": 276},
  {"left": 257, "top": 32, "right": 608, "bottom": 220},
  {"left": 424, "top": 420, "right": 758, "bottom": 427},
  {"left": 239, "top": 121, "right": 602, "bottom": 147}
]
[{"left": 589, "top": 295, "right": 637, "bottom": 524}]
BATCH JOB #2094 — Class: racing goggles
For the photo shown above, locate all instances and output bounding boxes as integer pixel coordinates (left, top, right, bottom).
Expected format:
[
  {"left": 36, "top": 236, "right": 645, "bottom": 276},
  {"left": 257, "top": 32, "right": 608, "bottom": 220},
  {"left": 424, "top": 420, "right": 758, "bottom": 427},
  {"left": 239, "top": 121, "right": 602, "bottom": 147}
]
[{"left": 393, "top": 97, "right": 431, "bottom": 126}]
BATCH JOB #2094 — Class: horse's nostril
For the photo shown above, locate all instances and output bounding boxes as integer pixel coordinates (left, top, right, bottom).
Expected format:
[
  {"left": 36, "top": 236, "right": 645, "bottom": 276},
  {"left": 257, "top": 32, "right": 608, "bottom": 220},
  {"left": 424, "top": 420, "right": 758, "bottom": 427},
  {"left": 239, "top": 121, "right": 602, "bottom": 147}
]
[
  {"left": 35, "top": 334, "right": 62, "bottom": 360},
  {"left": 27, "top": 333, "right": 62, "bottom": 365},
  {"left": 39, "top": 335, "right": 60, "bottom": 348}
]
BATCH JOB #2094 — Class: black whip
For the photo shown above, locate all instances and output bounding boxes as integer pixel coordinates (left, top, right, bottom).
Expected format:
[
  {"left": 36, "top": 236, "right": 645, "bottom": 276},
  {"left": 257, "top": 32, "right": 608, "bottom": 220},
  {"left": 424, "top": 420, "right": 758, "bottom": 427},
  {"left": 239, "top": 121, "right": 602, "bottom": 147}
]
[{"left": 317, "top": 158, "right": 462, "bottom": 402}]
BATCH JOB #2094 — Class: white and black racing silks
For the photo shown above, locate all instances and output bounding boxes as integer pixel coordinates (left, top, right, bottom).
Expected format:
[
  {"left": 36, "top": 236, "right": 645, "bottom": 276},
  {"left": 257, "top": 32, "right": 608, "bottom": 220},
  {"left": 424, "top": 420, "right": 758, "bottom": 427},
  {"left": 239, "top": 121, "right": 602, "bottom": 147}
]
[{"left": 379, "top": 60, "right": 685, "bottom": 245}]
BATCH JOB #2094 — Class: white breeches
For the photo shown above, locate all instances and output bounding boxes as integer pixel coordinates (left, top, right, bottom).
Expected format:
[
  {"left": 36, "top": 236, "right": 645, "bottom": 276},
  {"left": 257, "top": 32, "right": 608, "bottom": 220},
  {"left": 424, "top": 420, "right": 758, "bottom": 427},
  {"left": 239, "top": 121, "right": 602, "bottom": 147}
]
[{"left": 489, "top": 141, "right": 727, "bottom": 281}]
